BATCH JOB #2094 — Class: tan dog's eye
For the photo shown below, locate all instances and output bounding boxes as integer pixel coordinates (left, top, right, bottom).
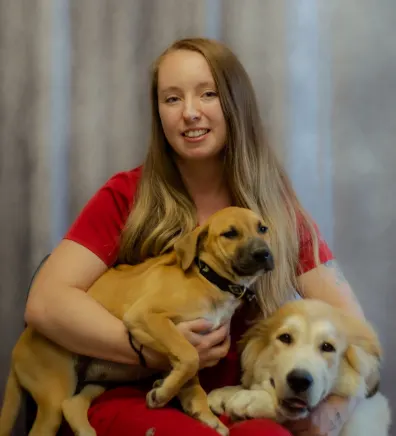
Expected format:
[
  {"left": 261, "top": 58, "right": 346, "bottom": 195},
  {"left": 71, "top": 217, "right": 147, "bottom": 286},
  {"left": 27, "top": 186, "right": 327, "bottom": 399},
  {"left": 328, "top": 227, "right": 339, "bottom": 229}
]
[
  {"left": 221, "top": 227, "right": 239, "bottom": 239},
  {"left": 258, "top": 223, "right": 268, "bottom": 234},
  {"left": 320, "top": 342, "right": 336, "bottom": 353},
  {"left": 277, "top": 333, "right": 293, "bottom": 344}
]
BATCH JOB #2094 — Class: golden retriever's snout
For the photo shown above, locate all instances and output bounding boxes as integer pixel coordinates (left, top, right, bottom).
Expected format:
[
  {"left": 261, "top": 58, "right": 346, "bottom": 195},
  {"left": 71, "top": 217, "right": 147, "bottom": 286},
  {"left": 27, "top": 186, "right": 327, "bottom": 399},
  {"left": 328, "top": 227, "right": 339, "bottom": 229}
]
[
  {"left": 287, "top": 369, "right": 314, "bottom": 394},
  {"left": 233, "top": 238, "right": 274, "bottom": 276}
]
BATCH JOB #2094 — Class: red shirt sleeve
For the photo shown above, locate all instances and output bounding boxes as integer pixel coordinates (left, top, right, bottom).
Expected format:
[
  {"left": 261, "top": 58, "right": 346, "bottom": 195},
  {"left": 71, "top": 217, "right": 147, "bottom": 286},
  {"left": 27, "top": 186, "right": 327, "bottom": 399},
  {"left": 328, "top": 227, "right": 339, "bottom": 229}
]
[
  {"left": 64, "top": 167, "right": 142, "bottom": 266},
  {"left": 297, "top": 217, "right": 334, "bottom": 275}
]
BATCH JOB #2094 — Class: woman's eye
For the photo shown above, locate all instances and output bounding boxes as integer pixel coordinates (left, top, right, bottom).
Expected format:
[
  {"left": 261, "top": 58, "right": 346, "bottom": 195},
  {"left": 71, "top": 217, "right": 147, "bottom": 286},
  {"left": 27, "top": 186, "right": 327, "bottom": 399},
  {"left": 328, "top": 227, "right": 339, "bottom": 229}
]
[
  {"left": 165, "top": 96, "right": 179, "bottom": 104},
  {"left": 202, "top": 91, "right": 217, "bottom": 98}
]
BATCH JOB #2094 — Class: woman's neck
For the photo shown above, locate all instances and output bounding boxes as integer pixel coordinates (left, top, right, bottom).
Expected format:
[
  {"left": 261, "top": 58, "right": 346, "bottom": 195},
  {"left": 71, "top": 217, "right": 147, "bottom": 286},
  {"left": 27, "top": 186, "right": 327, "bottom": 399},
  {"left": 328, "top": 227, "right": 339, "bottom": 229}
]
[
  {"left": 176, "top": 157, "right": 232, "bottom": 223},
  {"left": 177, "top": 157, "right": 225, "bottom": 197}
]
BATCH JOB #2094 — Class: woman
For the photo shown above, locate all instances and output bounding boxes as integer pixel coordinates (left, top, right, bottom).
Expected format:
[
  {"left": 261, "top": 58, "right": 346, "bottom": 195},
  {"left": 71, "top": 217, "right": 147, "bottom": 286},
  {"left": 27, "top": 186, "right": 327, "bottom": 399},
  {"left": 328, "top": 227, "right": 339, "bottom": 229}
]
[{"left": 25, "top": 38, "right": 364, "bottom": 436}]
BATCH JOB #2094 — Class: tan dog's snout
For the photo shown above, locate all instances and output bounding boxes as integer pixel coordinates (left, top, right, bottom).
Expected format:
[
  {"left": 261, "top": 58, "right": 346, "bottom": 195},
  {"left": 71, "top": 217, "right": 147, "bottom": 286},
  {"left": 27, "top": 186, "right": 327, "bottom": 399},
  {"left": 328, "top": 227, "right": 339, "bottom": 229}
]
[{"left": 233, "top": 238, "right": 274, "bottom": 276}]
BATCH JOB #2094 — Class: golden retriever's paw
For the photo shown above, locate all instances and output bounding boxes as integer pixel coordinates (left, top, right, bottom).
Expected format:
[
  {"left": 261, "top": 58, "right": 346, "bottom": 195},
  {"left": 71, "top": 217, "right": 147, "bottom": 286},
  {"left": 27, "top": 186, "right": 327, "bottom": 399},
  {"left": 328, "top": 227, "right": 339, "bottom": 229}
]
[
  {"left": 224, "top": 390, "right": 277, "bottom": 421},
  {"left": 208, "top": 386, "right": 244, "bottom": 416}
]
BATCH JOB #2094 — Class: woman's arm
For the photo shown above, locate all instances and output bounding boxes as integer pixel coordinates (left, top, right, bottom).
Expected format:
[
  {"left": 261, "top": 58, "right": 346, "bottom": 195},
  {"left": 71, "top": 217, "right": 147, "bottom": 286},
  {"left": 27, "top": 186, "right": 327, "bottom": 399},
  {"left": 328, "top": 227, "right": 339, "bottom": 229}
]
[
  {"left": 25, "top": 239, "right": 141, "bottom": 365},
  {"left": 296, "top": 259, "right": 365, "bottom": 319}
]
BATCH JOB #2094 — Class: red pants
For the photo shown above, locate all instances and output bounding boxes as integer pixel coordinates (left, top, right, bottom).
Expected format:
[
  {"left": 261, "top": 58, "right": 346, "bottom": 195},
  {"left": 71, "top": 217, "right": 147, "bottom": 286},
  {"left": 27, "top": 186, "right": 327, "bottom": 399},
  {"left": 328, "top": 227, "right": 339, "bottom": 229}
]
[{"left": 60, "top": 386, "right": 291, "bottom": 436}]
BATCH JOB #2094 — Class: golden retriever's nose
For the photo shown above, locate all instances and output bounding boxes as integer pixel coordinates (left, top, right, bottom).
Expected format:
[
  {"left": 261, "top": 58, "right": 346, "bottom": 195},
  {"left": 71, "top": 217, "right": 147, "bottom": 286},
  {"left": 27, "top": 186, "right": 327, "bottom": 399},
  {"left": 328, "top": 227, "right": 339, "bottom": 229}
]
[{"left": 287, "top": 369, "right": 314, "bottom": 394}]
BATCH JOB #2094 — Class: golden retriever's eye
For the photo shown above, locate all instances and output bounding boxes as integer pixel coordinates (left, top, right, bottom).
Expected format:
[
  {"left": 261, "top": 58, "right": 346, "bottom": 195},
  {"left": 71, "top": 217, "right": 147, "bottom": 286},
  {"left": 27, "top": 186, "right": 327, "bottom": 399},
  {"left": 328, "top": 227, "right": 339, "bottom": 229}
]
[
  {"left": 221, "top": 227, "right": 239, "bottom": 239},
  {"left": 277, "top": 333, "right": 293, "bottom": 344},
  {"left": 258, "top": 223, "right": 268, "bottom": 234},
  {"left": 320, "top": 342, "right": 336, "bottom": 353}
]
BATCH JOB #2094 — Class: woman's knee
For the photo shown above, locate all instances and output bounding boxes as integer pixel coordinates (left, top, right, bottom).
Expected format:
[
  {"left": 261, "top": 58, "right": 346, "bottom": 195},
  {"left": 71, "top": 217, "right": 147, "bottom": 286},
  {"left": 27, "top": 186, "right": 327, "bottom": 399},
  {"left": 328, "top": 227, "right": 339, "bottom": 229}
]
[
  {"left": 86, "top": 386, "right": 221, "bottom": 436},
  {"left": 229, "top": 418, "right": 292, "bottom": 436}
]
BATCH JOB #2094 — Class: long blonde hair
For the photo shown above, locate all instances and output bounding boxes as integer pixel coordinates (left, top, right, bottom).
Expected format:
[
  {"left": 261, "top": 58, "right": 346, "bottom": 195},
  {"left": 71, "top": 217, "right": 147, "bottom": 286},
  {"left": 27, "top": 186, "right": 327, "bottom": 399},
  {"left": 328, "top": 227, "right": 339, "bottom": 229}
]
[{"left": 119, "top": 38, "right": 319, "bottom": 316}]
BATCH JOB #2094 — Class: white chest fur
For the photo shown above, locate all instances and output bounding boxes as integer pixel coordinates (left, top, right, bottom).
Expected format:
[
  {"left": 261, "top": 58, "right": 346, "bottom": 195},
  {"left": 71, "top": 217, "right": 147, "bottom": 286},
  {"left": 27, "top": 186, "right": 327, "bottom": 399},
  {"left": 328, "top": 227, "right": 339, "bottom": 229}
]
[{"left": 202, "top": 295, "right": 242, "bottom": 330}]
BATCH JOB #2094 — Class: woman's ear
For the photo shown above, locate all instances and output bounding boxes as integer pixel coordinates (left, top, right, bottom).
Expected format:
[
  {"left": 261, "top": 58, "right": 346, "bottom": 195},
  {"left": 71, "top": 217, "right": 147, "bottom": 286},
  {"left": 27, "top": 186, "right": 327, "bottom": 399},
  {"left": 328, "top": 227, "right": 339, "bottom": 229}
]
[{"left": 174, "top": 225, "right": 208, "bottom": 271}]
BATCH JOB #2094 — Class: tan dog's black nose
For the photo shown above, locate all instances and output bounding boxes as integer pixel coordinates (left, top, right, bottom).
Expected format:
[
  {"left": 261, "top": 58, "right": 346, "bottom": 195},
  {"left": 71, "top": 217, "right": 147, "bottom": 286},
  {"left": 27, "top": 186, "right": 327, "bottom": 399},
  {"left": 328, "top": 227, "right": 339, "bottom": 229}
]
[
  {"left": 233, "top": 239, "right": 274, "bottom": 276},
  {"left": 250, "top": 239, "right": 274, "bottom": 271},
  {"left": 252, "top": 247, "right": 272, "bottom": 264}
]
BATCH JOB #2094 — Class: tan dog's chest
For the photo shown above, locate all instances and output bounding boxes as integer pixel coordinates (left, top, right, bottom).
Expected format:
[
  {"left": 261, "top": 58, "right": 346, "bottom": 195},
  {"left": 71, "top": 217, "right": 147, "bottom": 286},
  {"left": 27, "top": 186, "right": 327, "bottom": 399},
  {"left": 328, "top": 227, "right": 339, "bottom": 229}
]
[
  {"left": 202, "top": 296, "right": 241, "bottom": 330},
  {"left": 78, "top": 259, "right": 242, "bottom": 383}
]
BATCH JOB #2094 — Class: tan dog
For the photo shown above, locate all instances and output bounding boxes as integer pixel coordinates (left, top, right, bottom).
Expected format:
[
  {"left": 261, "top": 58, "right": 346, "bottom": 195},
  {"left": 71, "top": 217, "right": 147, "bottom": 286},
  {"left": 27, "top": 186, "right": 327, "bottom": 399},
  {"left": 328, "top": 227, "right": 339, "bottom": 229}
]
[
  {"left": 208, "top": 299, "right": 391, "bottom": 436},
  {"left": 0, "top": 206, "right": 274, "bottom": 436}
]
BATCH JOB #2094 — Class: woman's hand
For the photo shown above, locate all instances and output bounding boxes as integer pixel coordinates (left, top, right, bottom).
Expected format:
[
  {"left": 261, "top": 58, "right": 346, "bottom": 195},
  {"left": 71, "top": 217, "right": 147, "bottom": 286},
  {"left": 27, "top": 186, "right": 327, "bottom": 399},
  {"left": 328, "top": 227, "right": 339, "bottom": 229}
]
[
  {"left": 284, "top": 395, "right": 359, "bottom": 436},
  {"left": 141, "top": 318, "right": 231, "bottom": 370}
]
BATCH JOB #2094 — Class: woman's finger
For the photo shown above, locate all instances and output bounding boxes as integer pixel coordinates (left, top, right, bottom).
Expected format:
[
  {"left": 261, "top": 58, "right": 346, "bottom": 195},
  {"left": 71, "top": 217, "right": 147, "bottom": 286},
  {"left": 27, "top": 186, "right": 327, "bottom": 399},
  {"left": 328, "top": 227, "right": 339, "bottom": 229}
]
[
  {"left": 183, "top": 318, "right": 214, "bottom": 333},
  {"left": 204, "top": 334, "right": 231, "bottom": 360},
  {"left": 197, "top": 325, "right": 229, "bottom": 350}
]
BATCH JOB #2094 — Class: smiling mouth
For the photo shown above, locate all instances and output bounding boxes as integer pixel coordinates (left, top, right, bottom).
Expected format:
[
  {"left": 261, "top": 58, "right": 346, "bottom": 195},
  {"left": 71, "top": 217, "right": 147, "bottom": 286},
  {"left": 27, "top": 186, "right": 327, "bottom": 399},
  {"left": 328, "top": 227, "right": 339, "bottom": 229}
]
[{"left": 182, "top": 129, "right": 210, "bottom": 139}]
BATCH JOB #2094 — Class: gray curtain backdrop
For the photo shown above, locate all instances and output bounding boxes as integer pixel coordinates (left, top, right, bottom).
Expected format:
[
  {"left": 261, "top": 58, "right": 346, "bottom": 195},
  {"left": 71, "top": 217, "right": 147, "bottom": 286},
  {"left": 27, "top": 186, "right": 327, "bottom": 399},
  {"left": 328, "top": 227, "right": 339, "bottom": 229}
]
[{"left": 1, "top": 0, "right": 395, "bottom": 433}]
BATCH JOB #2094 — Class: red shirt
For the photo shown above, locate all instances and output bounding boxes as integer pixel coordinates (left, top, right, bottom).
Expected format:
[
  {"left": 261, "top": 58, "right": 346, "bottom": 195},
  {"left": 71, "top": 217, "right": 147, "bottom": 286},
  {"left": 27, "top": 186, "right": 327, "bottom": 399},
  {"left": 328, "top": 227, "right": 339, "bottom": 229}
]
[{"left": 64, "top": 167, "right": 334, "bottom": 391}]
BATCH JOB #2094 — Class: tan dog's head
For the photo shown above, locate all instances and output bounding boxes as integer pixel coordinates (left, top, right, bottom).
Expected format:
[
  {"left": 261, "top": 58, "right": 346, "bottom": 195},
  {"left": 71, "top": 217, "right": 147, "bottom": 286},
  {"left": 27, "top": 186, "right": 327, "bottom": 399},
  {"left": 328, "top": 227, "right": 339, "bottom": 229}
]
[
  {"left": 174, "top": 206, "right": 274, "bottom": 283},
  {"left": 240, "top": 299, "right": 382, "bottom": 420}
]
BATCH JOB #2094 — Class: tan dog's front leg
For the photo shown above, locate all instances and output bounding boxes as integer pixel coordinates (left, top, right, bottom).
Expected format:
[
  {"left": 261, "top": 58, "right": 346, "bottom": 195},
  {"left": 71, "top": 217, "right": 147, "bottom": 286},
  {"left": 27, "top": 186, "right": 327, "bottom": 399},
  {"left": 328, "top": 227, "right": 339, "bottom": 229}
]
[
  {"left": 178, "top": 376, "right": 229, "bottom": 436},
  {"left": 124, "top": 309, "right": 199, "bottom": 409}
]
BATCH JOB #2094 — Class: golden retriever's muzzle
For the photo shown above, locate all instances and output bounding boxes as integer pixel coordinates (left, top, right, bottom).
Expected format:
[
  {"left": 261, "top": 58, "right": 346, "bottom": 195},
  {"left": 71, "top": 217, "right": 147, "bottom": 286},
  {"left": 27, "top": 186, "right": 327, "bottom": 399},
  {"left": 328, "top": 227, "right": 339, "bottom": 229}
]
[
  {"left": 271, "top": 369, "right": 315, "bottom": 416},
  {"left": 287, "top": 369, "right": 314, "bottom": 394},
  {"left": 232, "top": 238, "right": 274, "bottom": 276}
]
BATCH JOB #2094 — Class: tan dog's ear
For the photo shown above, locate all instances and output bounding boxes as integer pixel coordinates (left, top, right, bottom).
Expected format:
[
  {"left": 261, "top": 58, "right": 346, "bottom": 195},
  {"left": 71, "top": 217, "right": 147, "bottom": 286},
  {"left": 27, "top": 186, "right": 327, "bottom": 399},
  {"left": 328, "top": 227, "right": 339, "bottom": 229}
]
[
  {"left": 342, "top": 316, "right": 382, "bottom": 398},
  {"left": 174, "top": 225, "right": 209, "bottom": 271},
  {"left": 238, "top": 319, "right": 271, "bottom": 388}
]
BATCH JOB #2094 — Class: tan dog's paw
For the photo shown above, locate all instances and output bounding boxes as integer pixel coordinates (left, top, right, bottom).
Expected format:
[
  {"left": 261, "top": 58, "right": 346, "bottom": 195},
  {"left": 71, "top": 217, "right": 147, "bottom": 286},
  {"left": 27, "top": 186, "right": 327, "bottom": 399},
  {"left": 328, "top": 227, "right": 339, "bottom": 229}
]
[
  {"left": 213, "top": 420, "right": 229, "bottom": 436},
  {"left": 193, "top": 413, "right": 229, "bottom": 436},
  {"left": 146, "top": 379, "right": 168, "bottom": 408},
  {"left": 152, "top": 378, "right": 164, "bottom": 389},
  {"left": 146, "top": 388, "right": 167, "bottom": 408},
  {"left": 223, "top": 390, "right": 277, "bottom": 421},
  {"left": 208, "top": 386, "right": 244, "bottom": 416}
]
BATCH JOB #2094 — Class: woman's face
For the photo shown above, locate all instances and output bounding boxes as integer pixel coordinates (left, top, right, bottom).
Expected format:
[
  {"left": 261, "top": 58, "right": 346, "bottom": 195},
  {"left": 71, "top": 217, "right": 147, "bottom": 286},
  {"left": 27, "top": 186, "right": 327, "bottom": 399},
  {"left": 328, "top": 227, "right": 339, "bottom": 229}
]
[{"left": 157, "top": 49, "right": 227, "bottom": 162}]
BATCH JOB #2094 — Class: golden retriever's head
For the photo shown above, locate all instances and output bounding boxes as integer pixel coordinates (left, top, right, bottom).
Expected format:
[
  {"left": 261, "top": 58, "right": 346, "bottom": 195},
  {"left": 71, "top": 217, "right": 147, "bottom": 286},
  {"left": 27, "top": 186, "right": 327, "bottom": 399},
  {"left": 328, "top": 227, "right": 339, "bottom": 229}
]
[
  {"left": 239, "top": 299, "right": 382, "bottom": 421},
  {"left": 174, "top": 207, "right": 274, "bottom": 283}
]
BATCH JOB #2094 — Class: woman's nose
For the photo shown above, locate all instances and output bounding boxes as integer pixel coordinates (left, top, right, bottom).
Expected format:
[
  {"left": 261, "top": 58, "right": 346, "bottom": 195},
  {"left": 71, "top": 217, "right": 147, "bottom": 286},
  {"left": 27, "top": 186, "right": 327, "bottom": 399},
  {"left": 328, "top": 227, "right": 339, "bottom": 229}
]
[{"left": 183, "top": 99, "right": 202, "bottom": 122}]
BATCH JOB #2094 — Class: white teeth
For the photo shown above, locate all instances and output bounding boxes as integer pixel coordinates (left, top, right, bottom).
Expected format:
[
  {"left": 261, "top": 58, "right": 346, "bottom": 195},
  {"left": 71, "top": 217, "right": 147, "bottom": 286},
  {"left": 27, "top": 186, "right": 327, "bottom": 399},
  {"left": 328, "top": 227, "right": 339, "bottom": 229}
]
[{"left": 184, "top": 129, "right": 208, "bottom": 138}]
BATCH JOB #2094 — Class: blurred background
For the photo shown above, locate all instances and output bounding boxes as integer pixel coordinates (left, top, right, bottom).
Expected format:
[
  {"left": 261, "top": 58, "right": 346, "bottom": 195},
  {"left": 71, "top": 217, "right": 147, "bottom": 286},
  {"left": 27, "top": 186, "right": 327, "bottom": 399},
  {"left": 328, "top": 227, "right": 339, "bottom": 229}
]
[{"left": 0, "top": 0, "right": 394, "bottom": 433}]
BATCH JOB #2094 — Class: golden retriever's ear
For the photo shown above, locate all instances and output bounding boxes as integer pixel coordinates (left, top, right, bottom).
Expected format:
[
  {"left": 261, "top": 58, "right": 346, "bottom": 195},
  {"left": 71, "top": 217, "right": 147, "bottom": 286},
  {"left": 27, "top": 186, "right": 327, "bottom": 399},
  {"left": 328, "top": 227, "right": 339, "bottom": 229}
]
[
  {"left": 343, "top": 316, "right": 382, "bottom": 398},
  {"left": 174, "top": 225, "right": 209, "bottom": 271},
  {"left": 238, "top": 319, "right": 271, "bottom": 388}
]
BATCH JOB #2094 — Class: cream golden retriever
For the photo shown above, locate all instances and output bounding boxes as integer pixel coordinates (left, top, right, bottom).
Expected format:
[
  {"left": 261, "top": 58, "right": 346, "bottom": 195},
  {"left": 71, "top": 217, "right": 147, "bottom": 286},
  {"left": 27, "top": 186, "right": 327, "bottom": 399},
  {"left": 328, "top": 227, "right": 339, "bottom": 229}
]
[{"left": 208, "top": 299, "right": 391, "bottom": 436}]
